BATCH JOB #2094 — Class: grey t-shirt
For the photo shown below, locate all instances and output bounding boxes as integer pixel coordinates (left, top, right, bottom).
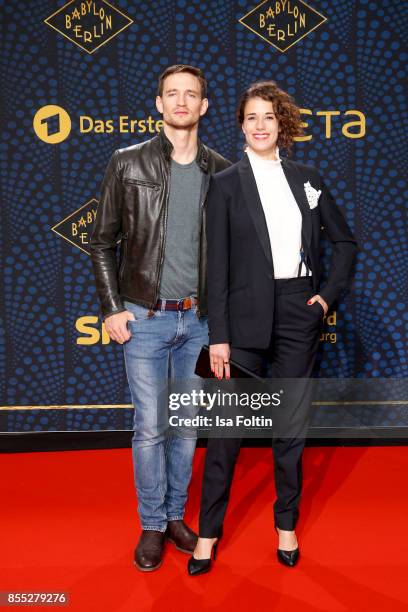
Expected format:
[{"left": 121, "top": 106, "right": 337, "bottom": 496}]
[{"left": 159, "top": 158, "right": 203, "bottom": 299}]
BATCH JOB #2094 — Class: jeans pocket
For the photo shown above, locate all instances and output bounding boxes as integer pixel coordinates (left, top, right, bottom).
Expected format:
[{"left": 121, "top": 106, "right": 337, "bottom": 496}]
[{"left": 124, "top": 301, "right": 157, "bottom": 322}]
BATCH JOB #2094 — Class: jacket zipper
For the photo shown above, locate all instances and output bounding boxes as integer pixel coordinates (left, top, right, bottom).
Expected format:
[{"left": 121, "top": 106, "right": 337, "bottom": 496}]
[
  {"left": 152, "top": 163, "right": 170, "bottom": 308},
  {"left": 118, "top": 232, "right": 128, "bottom": 282},
  {"left": 196, "top": 200, "right": 205, "bottom": 319},
  {"left": 196, "top": 173, "right": 211, "bottom": 318}
]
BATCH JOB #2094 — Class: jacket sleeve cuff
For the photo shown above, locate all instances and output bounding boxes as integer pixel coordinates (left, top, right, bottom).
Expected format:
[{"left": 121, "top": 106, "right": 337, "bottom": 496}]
[
  {"left": 318, "top": 285, "right": 341, "bottom": 310},
  {"left": 102, "top": 300, "right": 126, "bottom": 322},
  {"left": 209, "top": 327, "right": 230, "bottom": 345}
]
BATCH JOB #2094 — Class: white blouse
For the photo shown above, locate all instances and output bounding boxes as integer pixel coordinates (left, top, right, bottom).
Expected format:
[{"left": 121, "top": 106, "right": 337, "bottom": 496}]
[{"left": 246, "top": 146, "right": 310, "bottom": 278}]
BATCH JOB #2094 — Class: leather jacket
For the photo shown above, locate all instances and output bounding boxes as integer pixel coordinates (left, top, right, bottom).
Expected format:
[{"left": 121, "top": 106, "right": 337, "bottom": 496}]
[{"left": 90, "top": 130, "right": 231, "bottom": 320}]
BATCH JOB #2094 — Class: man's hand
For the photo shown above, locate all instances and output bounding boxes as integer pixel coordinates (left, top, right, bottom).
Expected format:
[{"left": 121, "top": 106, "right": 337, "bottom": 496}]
[
  {"left": 104, "top": 310, "right": 136, "bottom": 344},
  {"left": 307, "top": 294, "right": 328, "bottom": 315},
  {"left": 209, "top": 343, "right": 231, "bottom": 380}
]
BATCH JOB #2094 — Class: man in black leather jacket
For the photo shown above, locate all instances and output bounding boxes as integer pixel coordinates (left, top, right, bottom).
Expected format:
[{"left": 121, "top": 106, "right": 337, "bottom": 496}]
[{"left": 90, "top": 65, "right": 230, "bottom": 572}]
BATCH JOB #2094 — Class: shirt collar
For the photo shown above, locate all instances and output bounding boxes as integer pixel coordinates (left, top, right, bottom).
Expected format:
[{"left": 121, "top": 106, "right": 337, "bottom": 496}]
[
  {"left": 159, "top": 129, "right": 208, "bottom": 172},
  {"left": 245, "top": 145, "right": 281, "bottom": 165}
]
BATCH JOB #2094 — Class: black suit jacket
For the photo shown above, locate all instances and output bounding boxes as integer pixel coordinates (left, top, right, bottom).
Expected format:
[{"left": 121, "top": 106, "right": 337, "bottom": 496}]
[{"left": 206, "top": 153, "right": 358, "bottom": 348}]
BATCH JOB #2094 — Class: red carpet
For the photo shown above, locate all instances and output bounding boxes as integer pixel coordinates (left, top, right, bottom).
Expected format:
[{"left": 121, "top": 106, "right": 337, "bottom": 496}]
[{"left": 1, "top": 446, "right": 407, "bottom": 611}]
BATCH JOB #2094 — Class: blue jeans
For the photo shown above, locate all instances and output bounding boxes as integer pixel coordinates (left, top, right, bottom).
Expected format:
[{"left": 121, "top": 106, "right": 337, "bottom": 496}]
[{"left": 123, "top": 300, "right": 208, "bottom": 532}]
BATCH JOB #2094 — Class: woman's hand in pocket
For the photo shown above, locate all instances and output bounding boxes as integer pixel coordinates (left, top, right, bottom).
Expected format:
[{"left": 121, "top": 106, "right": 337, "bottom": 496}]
[{"left": 307, "top": 294, "right": 328, "bottom": 315}]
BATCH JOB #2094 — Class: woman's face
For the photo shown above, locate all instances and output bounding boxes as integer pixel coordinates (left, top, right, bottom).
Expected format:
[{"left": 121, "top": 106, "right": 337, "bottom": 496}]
[{"left": 242, "top": 97, "right": 279, "bottom": 158}]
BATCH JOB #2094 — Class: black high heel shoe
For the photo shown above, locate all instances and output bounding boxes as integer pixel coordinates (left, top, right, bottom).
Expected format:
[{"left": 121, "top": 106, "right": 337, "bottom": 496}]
[
  {"left": 187, "top": 539, "right": 219, "bottom": 576},
  {"left": 274, "top": 526, "right": 300, "bottom": 567}
]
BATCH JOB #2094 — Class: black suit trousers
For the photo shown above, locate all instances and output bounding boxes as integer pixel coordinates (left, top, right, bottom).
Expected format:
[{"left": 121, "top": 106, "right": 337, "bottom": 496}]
[{"left": 199, "top": 277, "right": 323, "bottom": 535}]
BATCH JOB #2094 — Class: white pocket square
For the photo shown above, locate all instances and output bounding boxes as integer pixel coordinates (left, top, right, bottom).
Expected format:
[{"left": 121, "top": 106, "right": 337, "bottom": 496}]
[{"left": 303, "top": 181, "right": 321, "bottom": 209}]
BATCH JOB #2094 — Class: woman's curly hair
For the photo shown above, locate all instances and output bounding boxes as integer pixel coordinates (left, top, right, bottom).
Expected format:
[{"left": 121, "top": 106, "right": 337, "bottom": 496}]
[{"left": 237, "top": 81, "right": 304, "bottom": 155}]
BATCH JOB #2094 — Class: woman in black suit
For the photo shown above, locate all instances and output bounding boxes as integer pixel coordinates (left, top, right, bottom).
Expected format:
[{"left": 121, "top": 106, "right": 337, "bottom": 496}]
[{"left": 188, "top": 81, "right": 357, "bottom": 575}]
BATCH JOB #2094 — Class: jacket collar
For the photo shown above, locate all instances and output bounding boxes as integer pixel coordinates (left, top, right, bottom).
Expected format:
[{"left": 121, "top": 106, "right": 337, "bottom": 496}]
[
  {"left": 238, "top": 153, "right": 273, "bottom": 267},
  {"left": 159, "top": 128, "right": 209, "bottom": 172},
  {"left": 237, "top": 153, "right": 312, "bottom": 266},
  {"left": 280, "top": 156, "right": 312, "bottom": 250}
]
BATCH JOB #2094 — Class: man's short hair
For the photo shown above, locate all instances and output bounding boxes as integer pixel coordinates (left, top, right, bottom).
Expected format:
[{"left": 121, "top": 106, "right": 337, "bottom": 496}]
[{"left": 157, "top": 65, "right": 207, "bottom": 99}]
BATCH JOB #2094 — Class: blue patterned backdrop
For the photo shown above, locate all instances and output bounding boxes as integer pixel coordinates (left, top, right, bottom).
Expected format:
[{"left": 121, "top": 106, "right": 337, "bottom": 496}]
[{"left": 0, "top": 0, "right": 406, "bottom": 433}]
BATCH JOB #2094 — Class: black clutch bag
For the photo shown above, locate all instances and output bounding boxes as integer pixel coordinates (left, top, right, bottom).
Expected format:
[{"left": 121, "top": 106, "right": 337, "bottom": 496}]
[{"left": 195, "top": 345, "right": 264, "bottom": 380}]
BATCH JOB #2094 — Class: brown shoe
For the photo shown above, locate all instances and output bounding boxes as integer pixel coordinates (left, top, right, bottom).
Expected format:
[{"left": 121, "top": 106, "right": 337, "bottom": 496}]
[
  {"left": 134, "top": 530, "right": 166, "bottom": 572},
  {"left": 166, "top": 520, "right": 198, "bottom": 554}
]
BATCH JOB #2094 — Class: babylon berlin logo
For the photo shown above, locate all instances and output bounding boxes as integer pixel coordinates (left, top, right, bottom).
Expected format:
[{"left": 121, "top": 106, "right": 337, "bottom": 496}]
[
  {"left": 44, "top": 0, "right": 133, "bottom": 54},
  {"left": 239, "top": 0, "right": 326, "bottom": 52},
  {"left": 51, "top": 199, "right": 98, "bottom": 256}
]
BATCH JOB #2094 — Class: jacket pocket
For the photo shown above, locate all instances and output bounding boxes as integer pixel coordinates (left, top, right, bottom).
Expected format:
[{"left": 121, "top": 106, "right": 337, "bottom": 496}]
[{"left": 123, "top": 178, "right": 161, "bottom": 190}]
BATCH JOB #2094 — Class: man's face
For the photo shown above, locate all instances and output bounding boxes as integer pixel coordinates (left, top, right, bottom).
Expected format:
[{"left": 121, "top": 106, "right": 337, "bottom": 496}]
[
  {"left": 156, "top": 72, "right": 208, "bottom": 129},
  {"left": 242, "top": 97, "right": 279, "bottom": 156}
]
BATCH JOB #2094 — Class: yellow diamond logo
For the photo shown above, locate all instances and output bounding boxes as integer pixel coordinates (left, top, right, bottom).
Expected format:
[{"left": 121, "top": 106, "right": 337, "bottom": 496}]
[
  {"left": 52, "top": 199, "right": 99, "bottom": 255},
  {"left": 239, "top": 0, "right": 327, "bottom": 52},
  {"left": 44, "top": 0, "right": 133, "bottom": 54}
]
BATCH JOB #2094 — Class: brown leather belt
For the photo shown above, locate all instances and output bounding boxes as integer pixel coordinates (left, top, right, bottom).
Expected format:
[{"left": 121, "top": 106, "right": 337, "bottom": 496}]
[{"left": 155, "top": 297, "right": 197, "bottom": 311}]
